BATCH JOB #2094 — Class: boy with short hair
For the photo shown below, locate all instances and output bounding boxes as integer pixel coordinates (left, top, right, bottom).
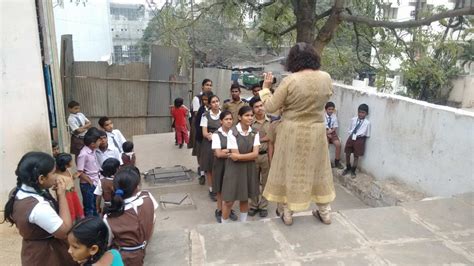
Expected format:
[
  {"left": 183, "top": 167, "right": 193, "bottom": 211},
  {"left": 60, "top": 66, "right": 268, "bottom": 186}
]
[
  {"left": 325, "top": 102, "right": 344, "bottom": 169},
  {"left": 98, "top": 116, "right": 126, "bottom": 153},
  {"left": 68, "top": 100, "right": 92, "bottom": 158},
  {"left": 77, "top": 128, "right": 101, "bottom": 216},
  {"left": 223, "top": 84, "right": 248, "bottom": 126},
  {"left": 95, "top": 130, "right": 123, "bottom": 167},
  {"left": 343, "top": 104, "right": 371, "bottom": 178}
]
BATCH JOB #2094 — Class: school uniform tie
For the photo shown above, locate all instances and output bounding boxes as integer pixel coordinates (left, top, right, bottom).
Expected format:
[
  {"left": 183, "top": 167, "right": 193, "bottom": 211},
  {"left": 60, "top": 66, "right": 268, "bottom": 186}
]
[
  {"left": 327, "top": 116, "right": 332, "bottom": 128},
  {"left": 352, "top": 119, "right": 363, "bottom": 135},
  {"left": 74, "top": 116, "right": 83, "bottom": 127},
  {"left": 111, "top": 135, "right": 122, "bottom": 153}
]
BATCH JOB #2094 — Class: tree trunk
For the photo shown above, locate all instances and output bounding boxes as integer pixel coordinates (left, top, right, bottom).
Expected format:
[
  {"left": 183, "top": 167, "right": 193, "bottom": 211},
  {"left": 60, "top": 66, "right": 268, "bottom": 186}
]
[
  {"left": 292, "top": 0, "right": 316, "bottom": 44},
  {"left": 313, "top": 0, "right": 345, "bottom": 56}
]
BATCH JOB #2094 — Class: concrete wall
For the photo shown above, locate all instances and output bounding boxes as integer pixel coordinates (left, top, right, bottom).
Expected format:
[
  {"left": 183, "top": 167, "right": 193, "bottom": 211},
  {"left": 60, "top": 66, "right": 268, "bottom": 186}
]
[
  {"left": 331, "top": 83, "right": 474, "bottom": 197},
  {"left": 0, "top": 0, "right": 52, "bottom": 206},
  {"left": 448, "top": 75, "right": 474, "bottom": 109}
]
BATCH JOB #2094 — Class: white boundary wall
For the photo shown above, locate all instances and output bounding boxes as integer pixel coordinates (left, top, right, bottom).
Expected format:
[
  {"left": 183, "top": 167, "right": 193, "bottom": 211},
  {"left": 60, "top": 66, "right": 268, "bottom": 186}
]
[
  {"left": 1, "top": 0, "right": 52, "bottom": 206},
  {"left": 331, "top": 83, "right": 474, "bottom": 197}
]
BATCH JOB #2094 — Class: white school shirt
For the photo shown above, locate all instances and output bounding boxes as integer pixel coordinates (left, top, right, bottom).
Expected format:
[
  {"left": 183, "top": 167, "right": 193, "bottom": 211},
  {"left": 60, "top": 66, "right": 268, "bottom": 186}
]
[
  {"left": 325, "top": 113, "right": 339, "bottom": 129},
  {"left": 347, "top": 117, "right": 371, "bottom": 137},
  {"left": 68, "top": 112, "right": 90, "bottom": 137},
  {"left": 107, "top": 129, "right": 126, "bottom": 153},
  {"left": 103, "top": 191, "right": 159, "bottom": 245},
  {"left": 192, "top": 93, "right": 202, "bottom": 113},
  {"left": 227, "top": 123, "right": 260, "bottom": 149},
  {"left": 93, "top": 177, "right": 114, "bottom": 196},
  {"left": 211, "top": 127, "right": 230, "bottom": 149},
  {"left": 96, "top": 146, "right": 123, "bottom": 167},
  {"left": 16, "top": 184, "right": 63, "bottom": 234},
  {"left": 200, "top": 110, "right": 221, "bottom": 127}
]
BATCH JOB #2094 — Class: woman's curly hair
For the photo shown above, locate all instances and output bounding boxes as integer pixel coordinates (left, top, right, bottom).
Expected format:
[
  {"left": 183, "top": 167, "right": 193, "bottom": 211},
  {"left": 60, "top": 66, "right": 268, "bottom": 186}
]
[{"left": 286, "top": 42, "right": 321, "bottom": 73}]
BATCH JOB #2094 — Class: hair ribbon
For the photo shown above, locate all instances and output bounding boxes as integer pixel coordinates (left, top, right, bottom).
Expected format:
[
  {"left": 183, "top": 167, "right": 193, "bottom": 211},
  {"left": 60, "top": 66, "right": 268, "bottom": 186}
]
[{"left": 115, "top": 189, "right": 124, "bottom": 197}]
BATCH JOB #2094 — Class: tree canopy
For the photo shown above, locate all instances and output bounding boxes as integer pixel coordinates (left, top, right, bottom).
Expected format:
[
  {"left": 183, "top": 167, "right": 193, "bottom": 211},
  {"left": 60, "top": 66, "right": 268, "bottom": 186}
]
[{"left": 142, "top": 0, "right": 473, "bottom": 103}]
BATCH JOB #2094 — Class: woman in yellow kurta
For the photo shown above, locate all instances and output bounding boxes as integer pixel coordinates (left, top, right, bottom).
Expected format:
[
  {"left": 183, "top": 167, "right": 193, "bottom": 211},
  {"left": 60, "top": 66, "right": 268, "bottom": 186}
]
[{"left": 259, "top": 43, "right": 336, "bottom": 225}]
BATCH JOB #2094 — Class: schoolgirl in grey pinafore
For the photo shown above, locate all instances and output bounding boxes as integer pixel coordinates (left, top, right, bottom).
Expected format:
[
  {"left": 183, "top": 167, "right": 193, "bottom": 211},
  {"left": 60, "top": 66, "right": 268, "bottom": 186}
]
[
  {"left": 212, "top": 129, "right": 227, "bottom": 193},
  {"left": 221, "top": 125, "right": 259, "bottom": 201},
  {"left": 200, "top": 111, "right": 221, "bottom": 172}
]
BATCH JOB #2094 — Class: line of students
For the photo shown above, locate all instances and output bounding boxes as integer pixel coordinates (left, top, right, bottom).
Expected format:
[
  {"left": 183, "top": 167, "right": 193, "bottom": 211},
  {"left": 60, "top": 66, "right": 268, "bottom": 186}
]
[{"left": 189, "top": 80, "right": 278, "bottom": 223}]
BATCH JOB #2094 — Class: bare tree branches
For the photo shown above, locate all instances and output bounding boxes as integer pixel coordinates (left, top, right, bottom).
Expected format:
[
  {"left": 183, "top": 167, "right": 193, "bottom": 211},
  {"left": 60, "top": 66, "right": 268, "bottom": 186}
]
[{"left": 341, "top": 6, "right": 474, "bottom": 28}]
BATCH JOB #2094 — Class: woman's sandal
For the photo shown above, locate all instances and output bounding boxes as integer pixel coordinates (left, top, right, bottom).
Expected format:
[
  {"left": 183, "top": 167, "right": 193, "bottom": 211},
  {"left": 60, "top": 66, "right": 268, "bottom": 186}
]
[
  {"left": 277, "top": 207, "right": 293, "bottom": 226},
  {"left": 312, "top": 210, "right": 332, "bottom": 225}
]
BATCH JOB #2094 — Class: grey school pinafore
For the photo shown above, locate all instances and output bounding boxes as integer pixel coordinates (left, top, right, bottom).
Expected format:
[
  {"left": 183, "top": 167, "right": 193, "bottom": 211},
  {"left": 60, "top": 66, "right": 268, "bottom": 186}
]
[
  {"left": 199, "top": 112, "right": 221, "bottom": 172},
  {"left": 221, "top": 126, "right": 259, "bottom": 201},
  {"left": 212, "top": 131, "right": 227, "bottom": 193}
]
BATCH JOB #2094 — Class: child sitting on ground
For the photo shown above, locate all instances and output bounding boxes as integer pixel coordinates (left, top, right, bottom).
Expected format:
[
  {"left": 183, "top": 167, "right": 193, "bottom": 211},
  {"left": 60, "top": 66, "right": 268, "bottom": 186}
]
[
  {"left": 56, "top": 153, "right": 84, "bottom": 222},
  {"left": 67, "top": 217, "right": 123, "bottom": 265},
  {"left": 343, "top": 104, "right": 371, "bottom": 178},
  {"left": 325, "top": 102, "right": 344, "bottom": 169},
  {"left": 121, "top": 141, "right": 136, "bottom": 167}
]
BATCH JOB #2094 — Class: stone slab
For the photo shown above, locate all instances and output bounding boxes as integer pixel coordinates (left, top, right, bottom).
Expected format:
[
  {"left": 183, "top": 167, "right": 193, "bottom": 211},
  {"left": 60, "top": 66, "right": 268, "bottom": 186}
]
[
  {"left": 195, "top": 221, "right": 282, "bottom": 264},
  {"left": 272, "top": 213, "right": 366, "bottom": 257},
  {"left": 299, "top": 252, "right": 386, "bottom": 265},
  {"left": 455, "top": 192, "right": 474, "bottom": 206},
  {"left": 401, "top": 198, "right": 474, "bottom": 233},
  {"left": 340, "top": 206, "right": 436, "bottom": 242},
  {"left": 144, "top": 229, "right": 190, "bottom": 266},
  {"left": 376, "top": 240, "right": 472, "bottom": 265}
]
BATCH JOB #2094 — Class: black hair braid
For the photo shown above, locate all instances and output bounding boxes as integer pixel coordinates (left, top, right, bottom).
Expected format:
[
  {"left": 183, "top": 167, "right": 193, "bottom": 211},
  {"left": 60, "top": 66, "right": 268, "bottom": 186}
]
[
  {"left": 2, "top": 176, "right": 22, "bottom": 224},
  {"left": 30, "top": 167, "right": 59, "bottom": 212}
]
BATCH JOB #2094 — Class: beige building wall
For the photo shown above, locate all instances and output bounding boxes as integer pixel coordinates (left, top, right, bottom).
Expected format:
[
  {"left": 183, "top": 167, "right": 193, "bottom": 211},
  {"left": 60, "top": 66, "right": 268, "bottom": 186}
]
[{"left": 0, "top": 0, "right": 52, "bottom": 206}]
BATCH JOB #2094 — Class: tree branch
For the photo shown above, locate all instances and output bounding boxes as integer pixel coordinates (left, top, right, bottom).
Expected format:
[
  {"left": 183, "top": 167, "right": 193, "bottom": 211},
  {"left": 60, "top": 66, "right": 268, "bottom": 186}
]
[
  {"left": 390, "top": 28, "right": 415, "bottom": 63},
  {"left": 259, "top": 23, "right": 297, "bottom": 37},
  {"left": 340, "top": 6, "right": 474, "bottom": 28},
  {"left": 314, "top": 8, "right": 333, "bottom": 22},
  {"left": 243, "top": 0, "right": 277, "bottom": 11}
]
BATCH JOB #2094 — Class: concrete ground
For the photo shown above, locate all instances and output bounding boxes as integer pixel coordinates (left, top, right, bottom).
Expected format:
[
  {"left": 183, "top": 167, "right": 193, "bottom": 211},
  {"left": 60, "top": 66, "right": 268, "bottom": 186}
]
[
  {"left": 137, "top": 133, "right": 474, "bottom": 265},
  {"left": 1, "top": 132, "right": 472, "bottom": 265},
  {"left": 134, "top": 133, "right": 369, "bottom": 230}
]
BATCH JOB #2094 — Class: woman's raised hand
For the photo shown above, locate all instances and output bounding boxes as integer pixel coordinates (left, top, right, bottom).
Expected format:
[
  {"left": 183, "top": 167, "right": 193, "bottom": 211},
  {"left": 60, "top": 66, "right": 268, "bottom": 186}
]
[{"left": 263, "top": 72, "right": 273, "bottom": 89}]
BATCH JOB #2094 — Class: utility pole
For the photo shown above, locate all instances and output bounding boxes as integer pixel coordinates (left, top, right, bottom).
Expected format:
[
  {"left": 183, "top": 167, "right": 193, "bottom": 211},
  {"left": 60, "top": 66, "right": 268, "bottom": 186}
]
[{"left": 190, "top": 0, "right": 196, "bottom": 103}]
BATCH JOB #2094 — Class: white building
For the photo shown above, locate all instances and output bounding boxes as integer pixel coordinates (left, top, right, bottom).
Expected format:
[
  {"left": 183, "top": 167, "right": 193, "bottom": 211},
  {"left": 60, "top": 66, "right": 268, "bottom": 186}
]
[
  {"left": 54, "top": 0, "right": 113, "bottom": 61},
  {"left": 109, "top": 2, "right": 153, "bottom": 63},
  {"left": 367, "top": 0, "right": 473, "bottom": 94}
]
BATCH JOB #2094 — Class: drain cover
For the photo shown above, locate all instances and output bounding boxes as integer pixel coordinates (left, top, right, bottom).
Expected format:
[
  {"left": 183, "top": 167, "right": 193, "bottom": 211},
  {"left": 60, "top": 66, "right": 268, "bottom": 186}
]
[{"left": 144, "top": 165, "right": 193, "bottom": 184}]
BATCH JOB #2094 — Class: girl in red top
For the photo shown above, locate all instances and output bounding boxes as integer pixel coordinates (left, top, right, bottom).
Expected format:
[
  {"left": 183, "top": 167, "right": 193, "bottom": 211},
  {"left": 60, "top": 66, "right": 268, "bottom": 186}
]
[{"left": 171, "top": 98, "right": 189, "bottom": 148}]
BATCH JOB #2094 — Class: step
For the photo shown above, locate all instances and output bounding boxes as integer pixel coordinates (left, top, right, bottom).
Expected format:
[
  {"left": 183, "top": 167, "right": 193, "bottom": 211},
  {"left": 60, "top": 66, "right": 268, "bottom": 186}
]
[{"left": 145, "top": 195, "right": 474, "bottom": 265}]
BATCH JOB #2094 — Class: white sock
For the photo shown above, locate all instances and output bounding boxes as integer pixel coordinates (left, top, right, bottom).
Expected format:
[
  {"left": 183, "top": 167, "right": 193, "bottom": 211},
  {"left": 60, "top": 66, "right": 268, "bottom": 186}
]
[
  {"left": 221, "top": 218, "right": 229, "bottom": 223},
  {"left": 209, "top": 187, "right": 213, "bottom": 192},
  {"left": 240, "top": 212, "right": 248, "bottom": 222}
]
